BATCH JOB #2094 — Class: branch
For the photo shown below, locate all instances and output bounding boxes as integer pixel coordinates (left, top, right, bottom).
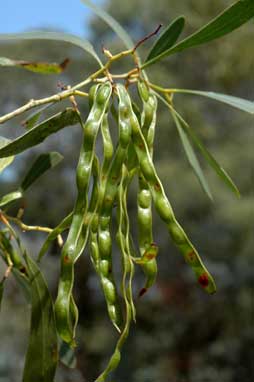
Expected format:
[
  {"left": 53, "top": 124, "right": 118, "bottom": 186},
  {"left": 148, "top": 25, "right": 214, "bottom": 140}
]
[
  {"left": 0, "top": 88, "right": 88, "bottom": 125},
  {"left": 0, "top": 48, "right": 135, "bottom": 125}
]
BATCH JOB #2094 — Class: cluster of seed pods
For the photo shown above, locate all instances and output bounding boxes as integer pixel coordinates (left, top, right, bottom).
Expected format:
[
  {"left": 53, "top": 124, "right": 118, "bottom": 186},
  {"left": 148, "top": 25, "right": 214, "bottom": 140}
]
[{"left": 40, "top": 80, "right": 216, "bottom": 381}]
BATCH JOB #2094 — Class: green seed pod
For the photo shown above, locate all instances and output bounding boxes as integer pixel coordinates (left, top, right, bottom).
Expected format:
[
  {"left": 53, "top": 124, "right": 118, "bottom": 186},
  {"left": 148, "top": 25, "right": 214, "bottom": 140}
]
[
  {"left": 138, "top": 81, "right": 150, "bottom": 102},
  {"left": 88, "top": 84, "right": 98, "bottom": 109},
  {"left": 102, "top": 279, "right": 117, "bottom": 305},
  {"left": 99, "top": 259, "right": 110, "bottom": 278},
  {"left": 55, "top": 82, "right": 112, "bottom": 345},
  {"left": 119, "top": 84, "right": 216, "bottom": 294}
]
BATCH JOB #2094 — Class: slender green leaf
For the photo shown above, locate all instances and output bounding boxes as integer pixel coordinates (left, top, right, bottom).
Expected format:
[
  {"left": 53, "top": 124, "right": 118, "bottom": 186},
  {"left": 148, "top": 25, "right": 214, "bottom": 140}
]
[
  {"left": 171, "top": 110, "right": 213, "bottom": 200},
  {"left": 146, "top": 17, "right": 185, "bottom": 61},
  {"left": 0, "top": 137, "right": 14, "bottom": 173},
  {"left": 38, "top": 212, "right": 73, "bottom": 261},
  {"left": 22, "top": 104, "right": 54, "bottom": 130},
  {"left": 0, "top": 190, "right": 23, "bottom": 208},
  {"left": 0, "top": 281, "right": 4, "bottom": 310},
  {"left": 22, "top": 252, "right": 58, "bottom": 382},
  {"left": 12, "top": 268, "right": 31, "bottom": 303},
  {"left": 0, "top": 56, "right": 69, "bottom": 74},
  {"left": 80, "top": 0, "right": 134, "bottom": 49},
  {"left": 0, "top": 108, "right": 79, "bottom": 158},
  {"left": 21, "top": 152, "right": 63, "bottom": 191},
  {"left": 0, "top": 31, "right": 102, "bottom": 67},
  {"left": 143, "top": 0, "right": 254, "bottom": 67},
  {"left": 174, "top": 110, "right": 240, "bottom": 198},
  {"left": 172, "top": 89, "right": 254, "bottom": 114}
]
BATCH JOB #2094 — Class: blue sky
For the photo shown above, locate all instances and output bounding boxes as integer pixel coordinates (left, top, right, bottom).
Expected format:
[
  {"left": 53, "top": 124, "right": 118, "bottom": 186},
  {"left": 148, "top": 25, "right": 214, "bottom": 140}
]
[{"left": 0, "top": 0, "right": 104, "bottom": 37}]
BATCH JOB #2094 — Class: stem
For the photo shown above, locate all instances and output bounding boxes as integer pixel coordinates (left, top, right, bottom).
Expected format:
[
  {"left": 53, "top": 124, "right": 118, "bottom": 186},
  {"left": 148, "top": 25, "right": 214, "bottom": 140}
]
[
  {"left": 147, "top": 81, "right": 171, "bottom": 94},
  {"left": 133, "top": 24, "right": 162, "bottom": 52},
  {"left": 0, "top": 49, "right": 134, "bottom": 125},
  {"left": 2, "top": 214, "right": 53, "bottom": 234},
  {"left": 0, "top": 88, "right": 89, "bottom": 125}
]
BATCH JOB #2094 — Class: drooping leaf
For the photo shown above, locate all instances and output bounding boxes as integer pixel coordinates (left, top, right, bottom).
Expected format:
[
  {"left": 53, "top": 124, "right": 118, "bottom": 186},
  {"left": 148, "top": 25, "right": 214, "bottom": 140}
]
[
  {"left": 0, "top": 281, "right": 4, "bottom": 310},
  {"left": 21, "top": 152, "right": 63, "bottom": 191},
  {"left": 0, "top": 31, "right": 102, "bottom": 67},
  {"left": 143, "top": 0, "right": 254, "bottom": 67},
  {"left": 22, "top": 252, "right": 58, "bottom": 382},
  {"left": 0, "top": 108, "right": 79, "bottom": 158},
  {"left": 146, "top": 17, "right": 185, "bottom": 61},
  {"left": 38, "top": 212, "right": 73, "bottom": 261},
  {"left": 174, "top": 110, "right": 240, "bottom": 198},
  {"left": 12, "top": 268, "right": 31, "bottom": 303},
  {"left": 22, "top": 104, "right": 54, "bottom": 130},
  {"left": 0, "top": 190, "right": 23, "bottom": 208},
  {"left": 0, "top": 137, "right": 14, "bottom": 173},
  {"left": 171, "top": 110, "right": 213, "bottom": 200},
  {"left": 171, "top": 89, "right": 254, "bottom": 114},
  {"left": 0, "top": 56, "right": 70, "bottom": 74},
  {"left": 80, "top": 0, "right": 134, "bottom": 49}
]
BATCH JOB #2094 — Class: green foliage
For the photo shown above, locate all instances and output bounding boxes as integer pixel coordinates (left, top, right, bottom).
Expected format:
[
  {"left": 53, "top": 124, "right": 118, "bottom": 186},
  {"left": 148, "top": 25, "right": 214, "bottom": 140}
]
[
  {"left": 0, "top": 137, "right": 14, "bottom": 174},
  {"left": 0, "top": 31, "right": 103, "bottom": 66},
  {"left": 143, "top": 0, "right": 254, "bottom": 67},
  {"left": 146, "top": 16, "right": 185, "bottom": 62},
  {"left": 0, "top": 1, "right": 253, "bottom": 381},
  {"left": 0, "top": 56, "right": 69, "bottom": 74},
  {"left": 22, "top": 253, "right": 58, "bottom": 382},
  {"left": 172, "top": 89, "right": 254, "bottom": 114},
  {"left": 0, "top": 109, "right": 79, "bottom": 157}
]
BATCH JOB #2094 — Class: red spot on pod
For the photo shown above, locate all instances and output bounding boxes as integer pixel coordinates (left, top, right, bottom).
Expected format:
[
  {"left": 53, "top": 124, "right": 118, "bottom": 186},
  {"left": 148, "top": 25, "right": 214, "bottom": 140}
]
[
  {"left": 138, "top": 288, "right": 147, "bottom": 297},
  {"left": 154, "top": 183, "right": 161, "bottom": 192},
  {"left": 64, "top": 255, "right": 71, "bottom": 264},
  {"left": 187, "top": 251, "right": 196, "bottom": 262},
  {"left": 145, "top": 253, "right": 154, "bottom": 260},
  {"left": 198, "top": 273, "right": 209, "bottom": 288}
]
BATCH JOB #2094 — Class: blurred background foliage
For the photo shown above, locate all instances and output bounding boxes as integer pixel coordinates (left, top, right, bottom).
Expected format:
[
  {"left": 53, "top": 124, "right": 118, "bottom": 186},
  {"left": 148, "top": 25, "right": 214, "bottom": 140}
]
[{"left": 0, "top": 0, "right": 253, "bottom": 381}]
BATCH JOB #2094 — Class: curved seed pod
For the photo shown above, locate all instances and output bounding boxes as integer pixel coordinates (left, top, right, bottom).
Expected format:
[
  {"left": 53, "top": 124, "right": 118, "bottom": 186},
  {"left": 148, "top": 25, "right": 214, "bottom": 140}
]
[
  {"left": 136, "top": 82, "right": 158, "bottom": 297},
  {"left": 88, "top": 155, "right": 101, "bottom": 271},
  {"left": 88, "top": 84, "right": 98, "bottom": 110},
  {"left": 55, "top": 82, "right": 112, "bottom": 345},
  {"left": 89, "top": 224, "right": 100, "bottom": 272},
  {"left": 138, "top": 82, "right": 157, "bottom": 152},
  {"left": 115, "top": 166, "right": 136, "bottom": 320},
  {"left": 100, "top": 112, "right": 114, "bottom": 189},
  {"left": 121, "top": 85, "right": 216, "bottom": 294},
  {"left": 112, "top": 101, "right": 138, "bottom": 178},
  {"left": 120, "top": 169, "right": 136, "bottom": 321},
  {"left": 95, "top": 166, "right": 132, "bottom": 382},
  {"left": 134, "top": 243, "right": 159, "bottom": 297},
  {"left": 89, "top": 119, "right": 124, "bottom": 331},
  {"left": 96, "top": 83, "right": 134, "bottom": 332}
]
